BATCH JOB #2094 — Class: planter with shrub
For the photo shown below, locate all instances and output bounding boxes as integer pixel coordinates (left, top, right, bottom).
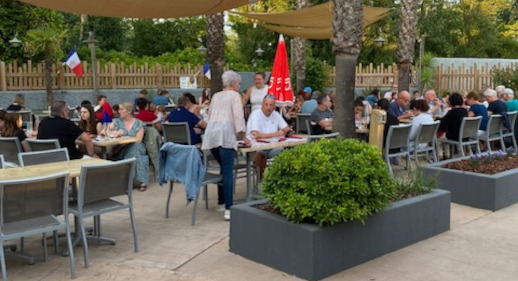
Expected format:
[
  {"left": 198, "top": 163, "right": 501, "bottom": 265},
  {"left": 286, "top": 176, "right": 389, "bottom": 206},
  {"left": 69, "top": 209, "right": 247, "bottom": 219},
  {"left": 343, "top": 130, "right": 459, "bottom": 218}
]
[{"left": 230, "top": 139, "right": 450, "bottom": 281}]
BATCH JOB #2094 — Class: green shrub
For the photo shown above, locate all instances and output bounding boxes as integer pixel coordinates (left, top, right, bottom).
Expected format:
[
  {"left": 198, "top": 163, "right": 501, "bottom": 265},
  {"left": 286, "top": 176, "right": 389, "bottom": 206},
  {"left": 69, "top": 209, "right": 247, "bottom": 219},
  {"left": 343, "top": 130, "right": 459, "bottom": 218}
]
[
  {"left": 262, "top": 138, "right": 396, "bottom": 226},
  {"left": 492, "top": 67, "right": 518, "bottom": 91}
]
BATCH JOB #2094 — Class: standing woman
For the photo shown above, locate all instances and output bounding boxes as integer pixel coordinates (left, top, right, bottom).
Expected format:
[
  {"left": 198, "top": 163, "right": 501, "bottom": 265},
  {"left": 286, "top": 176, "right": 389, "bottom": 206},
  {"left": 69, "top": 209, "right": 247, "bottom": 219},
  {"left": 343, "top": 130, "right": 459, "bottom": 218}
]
[
  {"left": 109, "top": 102, "right": 149, "bottom": 191},
  {"left": 1, "top": 113, "right": 29, "bottom": 151},
  {"left": 202, "top": 71, "right": 251, "bottom": 221},
  {"left": 78, "top": 104, "right": 102, "bottom": 135},
  {"left": 242, "top": 72, "right": 268, "bottom": 113}
]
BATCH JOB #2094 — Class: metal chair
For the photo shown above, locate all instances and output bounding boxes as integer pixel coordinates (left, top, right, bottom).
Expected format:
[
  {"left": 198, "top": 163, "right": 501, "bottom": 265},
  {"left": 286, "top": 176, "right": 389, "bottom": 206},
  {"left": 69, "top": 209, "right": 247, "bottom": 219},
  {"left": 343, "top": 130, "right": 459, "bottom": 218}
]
[
  {"left": 412, "top": 121, "right": 440, "bottom": 165},
  {"left": 384, "top": 124, "right": 412, "bottom": 176},
  {"left": 0, "top": 137, "right": 23, "bottom": 166},
  {"left": 296, "top": 113, "right": 311, "bottom": 134},
  {"left": 480, "top": 114, "right": 505, "bottom": 152},
  {"left": 503, "top": 111, "right": 517, "bottom": 154},
  {"left": 69, "top": 158, "right": 138, "bottom": 268},
  {"left": 437, "top": 116, "right": 482, "bottom": 158},
  {"left": 18, "top": 148, "right": 69, "bottom": 167},
  {"left": 305, "top": 119, "right": 313, "bottom": 135},
  {"left": 0, "top": 172, "right": 75, "bottom": 281},
  {"left": 307, "top": 132, "right": 340, "bottom": 143},
  {"left": 26, "top": 139, "right": 61, "bottom": 152},
  {"left": 163, "top": 122, "right": 191, "bottom": 145},
  {"left": 0, "top": 155, "right": 3, "bottom": 169}
]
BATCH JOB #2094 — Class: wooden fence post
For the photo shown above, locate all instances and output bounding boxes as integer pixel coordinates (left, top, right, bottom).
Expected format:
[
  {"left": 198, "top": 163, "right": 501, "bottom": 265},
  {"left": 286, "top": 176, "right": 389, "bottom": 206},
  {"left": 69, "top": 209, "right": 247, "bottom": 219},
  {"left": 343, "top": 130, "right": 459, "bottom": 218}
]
[
  {"left": 57, "top": 63, "right": 65, "bottom": 89},
  {"left": 473, "top": 63, "right": 479, "bottom": 91},
  {"left": 111, "top": 63, "right": 117, "bottom": 89},
  {"left": 156, "top": 63, "right": 163, "bottom": 89},
  {"left": 0, "top": 61, "right": 6, "bottom": 91},
  {"left": 436, "top": 64, "right": 442, "bottom": 92}
]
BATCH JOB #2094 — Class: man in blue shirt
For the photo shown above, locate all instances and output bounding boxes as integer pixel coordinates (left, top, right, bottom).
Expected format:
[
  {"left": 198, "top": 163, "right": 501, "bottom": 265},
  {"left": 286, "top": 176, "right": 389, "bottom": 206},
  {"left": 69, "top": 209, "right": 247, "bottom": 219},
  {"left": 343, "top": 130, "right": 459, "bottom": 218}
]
[
  {"left": 388, "top": 91, "right": 414, "bottom": 120},
  {"left": 152, "top": 89, "right": 170, "bottom": 106},
  {"left": 168, "top": 97, "right": 206, "bottom": 144}
]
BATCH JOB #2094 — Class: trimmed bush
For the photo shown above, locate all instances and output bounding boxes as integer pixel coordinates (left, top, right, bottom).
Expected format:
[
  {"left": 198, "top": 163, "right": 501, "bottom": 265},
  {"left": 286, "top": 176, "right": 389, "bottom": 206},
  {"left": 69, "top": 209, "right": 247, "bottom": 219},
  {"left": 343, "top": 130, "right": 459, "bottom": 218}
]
[{"left": 262, "top": 138, "right": 396, "bottom": 226}]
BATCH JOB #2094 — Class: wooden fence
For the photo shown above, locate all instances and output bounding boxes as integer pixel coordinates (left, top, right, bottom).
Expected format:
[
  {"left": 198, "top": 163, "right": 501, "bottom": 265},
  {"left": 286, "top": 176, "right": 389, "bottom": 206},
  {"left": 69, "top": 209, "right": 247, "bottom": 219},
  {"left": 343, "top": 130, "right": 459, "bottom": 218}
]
[
  {"left": 1, "top": 60, "right": 516, "bottom": 92},
  {"left": 0, "top": 60, "right": 209, "bottom": 91}
]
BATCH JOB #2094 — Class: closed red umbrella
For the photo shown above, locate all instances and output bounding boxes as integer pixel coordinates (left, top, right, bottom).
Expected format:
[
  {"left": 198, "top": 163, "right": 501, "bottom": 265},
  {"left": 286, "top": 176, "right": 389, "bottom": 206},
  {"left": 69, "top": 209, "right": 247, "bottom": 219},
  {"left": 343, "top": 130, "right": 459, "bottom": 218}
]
[{"left": 267, "top": 34, "right": 294, "bottom": 107}]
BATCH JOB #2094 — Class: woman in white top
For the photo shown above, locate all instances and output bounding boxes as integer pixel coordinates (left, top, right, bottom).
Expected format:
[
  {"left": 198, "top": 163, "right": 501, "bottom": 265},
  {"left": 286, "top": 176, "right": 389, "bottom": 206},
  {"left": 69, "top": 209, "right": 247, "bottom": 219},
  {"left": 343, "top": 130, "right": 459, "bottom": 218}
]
[
  {"left": 202, "top": 71, "right": 251, "bottom": 220},
  {"left": 242, "top": 72, "right": 268, "bottom": 112},
  {"left": 409, "top": 99, "right": 434, "bottom": 151}
]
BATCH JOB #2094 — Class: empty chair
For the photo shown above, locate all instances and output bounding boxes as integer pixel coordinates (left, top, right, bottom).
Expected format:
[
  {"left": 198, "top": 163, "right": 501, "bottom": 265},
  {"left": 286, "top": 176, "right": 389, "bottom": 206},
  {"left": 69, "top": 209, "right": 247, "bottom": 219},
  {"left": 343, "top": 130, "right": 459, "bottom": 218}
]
[
  {"left": 0, "top": 137, "right": 22, "bottom": 166},
  {"left": 69, "top": 158, "right": 138, "bottom": 268},
  {"left": 384, "top": 124, "right": 412, "bottom": 176},
  {"left": 163, "top": 122, "right": 191, "bottom": 145},
  {"left": 18, "top": 148, "right": 69, "bottom": 167},
  {"left": 412, "top": 121, "right": 440, "bottom": 165},
  {"left": 307, "top": 132, "right": 340, "bottom": 143},
  {"left": 26, "top": 138, "right": 60, "bottom": 152},
  {"left": 480, "top": 114, "right": 505, "bottom": 152},
  {"left": 437, "top": 116, "right": 482, "bottom": 158},
  {"left": 296, "top": 113, "right": 311, "bottom": 134},
  {"left": 503, "top": 111, "right": 518, "bottom": 154},
  {"left": 0, "top": 172, "right": 75, "bottom": 281}
]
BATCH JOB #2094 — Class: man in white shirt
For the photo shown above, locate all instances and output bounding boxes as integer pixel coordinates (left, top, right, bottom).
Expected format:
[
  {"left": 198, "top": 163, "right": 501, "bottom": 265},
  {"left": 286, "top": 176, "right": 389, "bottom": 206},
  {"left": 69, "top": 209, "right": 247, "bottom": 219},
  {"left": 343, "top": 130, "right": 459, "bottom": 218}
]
[
  {"left": 384, "top": 83, "right": 398, "bottom": 102},
  {"left": 247, "top": 94, "right": 290, "bottom": 178}
]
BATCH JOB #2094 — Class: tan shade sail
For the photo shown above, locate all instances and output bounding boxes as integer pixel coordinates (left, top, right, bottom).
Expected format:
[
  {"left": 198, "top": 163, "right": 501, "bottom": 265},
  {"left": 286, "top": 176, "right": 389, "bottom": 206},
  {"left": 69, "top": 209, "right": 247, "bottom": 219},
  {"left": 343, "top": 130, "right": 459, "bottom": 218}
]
[
  {"left": 19, "top": 0, "right": 249, "bottom": 19},
  {"left": 234, "top": 2, "right": 392, "bottom": 39}
]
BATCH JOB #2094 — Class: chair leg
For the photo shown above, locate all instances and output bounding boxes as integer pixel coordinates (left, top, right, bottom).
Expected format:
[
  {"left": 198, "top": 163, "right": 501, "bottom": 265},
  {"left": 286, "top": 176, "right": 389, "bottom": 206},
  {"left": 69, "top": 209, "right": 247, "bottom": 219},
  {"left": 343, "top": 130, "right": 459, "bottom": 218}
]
[
  {"left": 204, "top": 184, "right": 209, "bottom": 209},
  {"left": 42, "top": 232, "right": 48, "bottom": 262},
  {"left": 192, "top": 187, "right": 202, "bottom": 226},
  {"left": 500, "top": 137, "right": 506, "bottom": 153},
  {"left": 475, "top": 142, "right": 481, "bottom": 154},
  {"left": 0, "top": 241, "right": 7, "bottom": 281},
  {"left": 129, "top": 206, "right": 139, "bottom": 252},
  {"left": 78, "top": 215, "right": 89, "bottom": 268},
  {"left": 165, "top": 182, "right": 174, "bottom": 218},
  {"left": 513, "top": 136, "right": 518, "bottom": 155},
  {"left": 65, "top": 217, "right": 76, "bottom": 279},
  {"left": 459, "top": 144, "right": 465, "bottom": 157},
  {"left": 53, "top": 230, "right": 59, "bottom": 254}
]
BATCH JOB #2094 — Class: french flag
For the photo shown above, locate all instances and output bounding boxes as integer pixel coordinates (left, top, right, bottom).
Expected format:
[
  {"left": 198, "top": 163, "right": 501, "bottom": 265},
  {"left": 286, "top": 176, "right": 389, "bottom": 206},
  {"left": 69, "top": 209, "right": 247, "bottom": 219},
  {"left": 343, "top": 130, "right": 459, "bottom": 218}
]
[
  {"left": 203, "top": 62, "right": 211, "bottom": 80},
  {"left": 65, "top": 49, "right": 83, "bottom": 77}
]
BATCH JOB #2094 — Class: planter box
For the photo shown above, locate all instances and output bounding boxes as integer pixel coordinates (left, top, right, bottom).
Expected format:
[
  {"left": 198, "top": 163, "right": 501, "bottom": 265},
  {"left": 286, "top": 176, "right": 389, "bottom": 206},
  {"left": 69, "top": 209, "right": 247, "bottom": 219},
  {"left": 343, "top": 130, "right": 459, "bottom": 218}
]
[
  {"left": 422, "top": 158, "right": 518, "bottom": 211},
  {"left": 229, "top": 189, "right": 450, "bottom": 281}
]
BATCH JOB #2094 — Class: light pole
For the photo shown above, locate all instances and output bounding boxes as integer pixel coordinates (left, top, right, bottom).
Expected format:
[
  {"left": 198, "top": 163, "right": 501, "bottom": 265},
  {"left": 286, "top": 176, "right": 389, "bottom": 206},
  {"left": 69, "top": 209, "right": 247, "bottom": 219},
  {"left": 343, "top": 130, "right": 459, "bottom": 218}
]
[
  {"left": 84, "top": 31, "right": 98, "bottom": 94},
  {"left": 373, "top": 27, "right": 386, "bottom": 48},
  {"left": 418, "top": 33, "right": 427, "bottom": 93},
  {"left": 252, "top": 46, "right": 264, "bottom": 72},
  {"left": 9, "top": 32, "right": 22, "bottom": 47}
]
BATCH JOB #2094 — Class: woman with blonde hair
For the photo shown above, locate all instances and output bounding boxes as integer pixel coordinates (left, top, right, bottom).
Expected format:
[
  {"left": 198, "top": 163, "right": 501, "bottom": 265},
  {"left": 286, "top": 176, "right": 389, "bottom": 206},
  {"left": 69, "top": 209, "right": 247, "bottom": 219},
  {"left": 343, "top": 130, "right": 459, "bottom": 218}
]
[{"left": 7, "top": 93, "right": 26, "bottom": 111}]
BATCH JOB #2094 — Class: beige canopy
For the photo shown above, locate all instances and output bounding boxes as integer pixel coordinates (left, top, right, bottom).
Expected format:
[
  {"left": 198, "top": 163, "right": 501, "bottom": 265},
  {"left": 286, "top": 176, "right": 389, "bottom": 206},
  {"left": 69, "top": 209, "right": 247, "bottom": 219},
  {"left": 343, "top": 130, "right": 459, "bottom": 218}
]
[
  {"left": 19, "top": 0, "right": 249, "bottom": 19},
  {"left": 234, "top": 2, "right": 392, "bottom": 39}
]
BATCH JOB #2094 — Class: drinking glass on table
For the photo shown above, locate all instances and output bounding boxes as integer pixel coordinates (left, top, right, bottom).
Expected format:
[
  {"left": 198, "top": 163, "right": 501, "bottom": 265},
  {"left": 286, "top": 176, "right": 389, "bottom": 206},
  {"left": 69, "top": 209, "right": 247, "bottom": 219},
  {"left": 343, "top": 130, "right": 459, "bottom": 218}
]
[{"left": 26, "top": 121, "right": 33, "bottom": 136}]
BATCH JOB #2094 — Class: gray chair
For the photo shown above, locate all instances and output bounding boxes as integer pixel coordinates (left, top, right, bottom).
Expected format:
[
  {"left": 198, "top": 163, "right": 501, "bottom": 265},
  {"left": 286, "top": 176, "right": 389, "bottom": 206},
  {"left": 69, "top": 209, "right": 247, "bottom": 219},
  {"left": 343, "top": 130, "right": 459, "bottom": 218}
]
[
  {"left": 305, "top": 119, "right": 313, "bottom": 135},
  {"left": 412, "top": 121, "right": 440, "bottom": 165},
  {"left": 26, "top": 139, "right": 61, "bottom": 152},
  {"left": 437, "top": 116, "right": 482, "bottom": 158},
  {"left": 0, "top": 172, "right": 75, "bottom": 281},
  {"left": 296, "top": 113, "right": 311, "bottom": 134},
  {"left": 307, "top": 132, "right": 340, "bottom": 143},
  {"left": 163, "top": 122, "right": 191, "bottom": 145},
  {"left": 384, "top": 124, "right": 412, "bottom": 176},
  {"left": 69, "top": 158, "right": 138, "bottom": 268},
  {"left": 480, "top": 114, "right": 505, "bottom": 152},
  {"left": 18, "top": 148, "right": 69, "bottom": 167},
  {"left": 0, "top": 155, "right": 3, "bottom": 169},
  {"left": 0, "top": 137, "right": 23, "bottom": 166},
  {"left": 503, "top": 111, "right": 518, "bottom": 154}
]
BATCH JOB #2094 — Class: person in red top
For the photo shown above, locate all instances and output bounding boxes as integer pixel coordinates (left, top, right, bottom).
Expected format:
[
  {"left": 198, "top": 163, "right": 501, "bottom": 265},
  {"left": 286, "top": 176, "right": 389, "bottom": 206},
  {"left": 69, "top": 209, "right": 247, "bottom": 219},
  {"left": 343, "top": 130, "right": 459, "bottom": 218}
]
[
  {"left": 95, "top": 95, "right": 114, "bottom": 121},
  {"left": 135, "top": 98, "right": 162, "bottom": 132}
]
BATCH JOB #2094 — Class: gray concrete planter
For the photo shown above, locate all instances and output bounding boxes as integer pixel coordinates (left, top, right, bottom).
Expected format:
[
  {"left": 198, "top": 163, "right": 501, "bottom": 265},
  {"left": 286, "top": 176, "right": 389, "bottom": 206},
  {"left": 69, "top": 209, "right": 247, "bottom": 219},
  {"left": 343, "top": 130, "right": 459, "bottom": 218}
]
[
  {"left": 422, "top": 157, "right": 518, "bottom": 211},
  {"left": 229, "top": 189, "right": 450, "bottom": 281}
]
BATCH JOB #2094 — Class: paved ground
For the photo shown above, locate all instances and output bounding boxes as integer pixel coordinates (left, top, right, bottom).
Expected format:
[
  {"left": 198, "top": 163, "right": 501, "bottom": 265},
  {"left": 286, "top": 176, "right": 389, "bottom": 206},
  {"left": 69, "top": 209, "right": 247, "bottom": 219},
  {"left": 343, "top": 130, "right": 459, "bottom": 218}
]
[{"left": 5, "top": 174, "right": 518, "bottom": 281}]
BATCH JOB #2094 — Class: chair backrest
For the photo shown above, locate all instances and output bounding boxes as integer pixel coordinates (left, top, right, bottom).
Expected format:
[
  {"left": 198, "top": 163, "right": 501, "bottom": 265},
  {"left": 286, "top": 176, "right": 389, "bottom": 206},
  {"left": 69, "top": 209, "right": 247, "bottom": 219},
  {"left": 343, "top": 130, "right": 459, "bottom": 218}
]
[
  {"left": 0, "top": 155, "right": 4, "bottom": 169},
  {"left": 305, "top": 119, "right": 313, "bottom": 135},
  {"left": 459, "top": 116, "right": 482, "bottom": 141},
  {"left": 78, "top": 158, "right": 136, "bottom": 207},
  {"left": 385, "top": 124, "right": 412, "bottom": 151},
  {"left": 163, "top": 122, "right": 191, "bottom": 145},
  {"left": 415, "top": 121, "right": 440, "bottom": 146},
  {"left": 0, "top": 172, "right": 69, "bottom": 226},
  {"left": 164, "top": 105, "right": 177, "bottom": 112},
  {"left": 296, "top": 114, "right": 311, "bottom": 134},
  {"left": 307, "top": 132, "right": 340, "bottom": 143},
  {"left": 26, "top": 138, "right": 61, "bottom": 151},
  {"left": 18, "top": 148, "right": 69, "bottom": 167},
  {"left": 507, "top": 111, "right": 518, "bottom": 133},
  {"left": 16, "top": 111, "right": 32, "bottom": 123},
  {"left": 0, "top": 137, "right": 23, "bottom": 165},
  {"left": 486, "top": 114, "right": 503, "bottom": 136}
]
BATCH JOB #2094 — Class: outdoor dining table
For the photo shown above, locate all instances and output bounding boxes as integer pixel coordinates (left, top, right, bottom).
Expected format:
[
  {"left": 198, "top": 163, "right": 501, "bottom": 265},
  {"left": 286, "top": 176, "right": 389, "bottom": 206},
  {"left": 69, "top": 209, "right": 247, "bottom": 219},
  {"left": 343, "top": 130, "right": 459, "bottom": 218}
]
[
  {"left": 237, "top": 136, "right": 308, "bottom": 202},
  {"left": 76, "top": 136, "right": 138, "bottom": 159}
]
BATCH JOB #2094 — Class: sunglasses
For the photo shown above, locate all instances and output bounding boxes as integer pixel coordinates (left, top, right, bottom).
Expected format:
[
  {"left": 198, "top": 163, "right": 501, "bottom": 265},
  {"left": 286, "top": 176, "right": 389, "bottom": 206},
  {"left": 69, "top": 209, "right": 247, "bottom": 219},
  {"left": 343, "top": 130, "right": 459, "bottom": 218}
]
[{"left": 264, "top": 94, "right": 276, "bottom": 100}]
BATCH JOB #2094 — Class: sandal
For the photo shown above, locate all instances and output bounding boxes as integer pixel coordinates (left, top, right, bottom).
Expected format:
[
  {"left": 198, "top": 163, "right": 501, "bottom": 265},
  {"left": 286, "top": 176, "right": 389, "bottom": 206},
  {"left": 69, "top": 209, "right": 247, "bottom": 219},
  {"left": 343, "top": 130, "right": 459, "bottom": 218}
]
[{"left": 139, "top": 184, "right": 147, "bottom": 192}]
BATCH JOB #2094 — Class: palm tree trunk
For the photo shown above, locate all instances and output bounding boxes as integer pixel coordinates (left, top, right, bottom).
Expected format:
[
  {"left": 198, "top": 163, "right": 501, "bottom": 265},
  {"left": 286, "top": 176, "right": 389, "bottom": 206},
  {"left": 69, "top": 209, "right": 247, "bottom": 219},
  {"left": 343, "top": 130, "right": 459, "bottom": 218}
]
[
  {"left": 44, "top": 48, "right": 53, "bottom": 106},
  {"left": 206, "top": 13, "right": 225, "bottom": 95},
  {"left": 397, "top": 0, "right": 419, "bottom": 92},
  {"left": 332, "top": 0, "right": 363, "bottom": 139},
  {"left": 294, "top": 0, "right": 308, "bottom": 92}
]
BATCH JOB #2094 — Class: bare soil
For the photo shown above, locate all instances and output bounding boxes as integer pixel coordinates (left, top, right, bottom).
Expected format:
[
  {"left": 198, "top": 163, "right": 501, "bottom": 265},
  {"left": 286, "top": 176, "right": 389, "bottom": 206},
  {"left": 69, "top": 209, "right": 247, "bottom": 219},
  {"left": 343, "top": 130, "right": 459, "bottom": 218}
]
[{"left": 442, "top": 156, "right": 518, "bottom": 175}]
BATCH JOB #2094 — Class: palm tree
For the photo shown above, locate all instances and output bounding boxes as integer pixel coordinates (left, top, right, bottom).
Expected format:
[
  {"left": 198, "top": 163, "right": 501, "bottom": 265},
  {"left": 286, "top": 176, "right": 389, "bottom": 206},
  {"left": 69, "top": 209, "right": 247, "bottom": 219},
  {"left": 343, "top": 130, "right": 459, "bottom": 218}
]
[
  {"left": 332, "top": 0, "right": 363, "bottom": 138},
  {"left": 293, "top": 0, "right": 308, "bottom": 92},
  {"left": 396, "top": 0, "right": 419, "bottom": 92},
  {"left": 206, "top": 13, "right": 225, "bottom": 95},
  {"left": 25, "top": 27, "right": 66, "bottom": 106}
]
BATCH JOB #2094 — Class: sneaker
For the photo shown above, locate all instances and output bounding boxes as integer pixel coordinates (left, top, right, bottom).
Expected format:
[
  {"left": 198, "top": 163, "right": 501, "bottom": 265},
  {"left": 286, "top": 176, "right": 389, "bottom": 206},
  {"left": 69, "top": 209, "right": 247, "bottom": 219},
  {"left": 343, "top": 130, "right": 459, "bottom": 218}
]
[
  {"left": 224, "top": 210, "right": 231, "bottom": 221},
  {"left": 215, "top": 204, "right": 225, "bottom": 212}
]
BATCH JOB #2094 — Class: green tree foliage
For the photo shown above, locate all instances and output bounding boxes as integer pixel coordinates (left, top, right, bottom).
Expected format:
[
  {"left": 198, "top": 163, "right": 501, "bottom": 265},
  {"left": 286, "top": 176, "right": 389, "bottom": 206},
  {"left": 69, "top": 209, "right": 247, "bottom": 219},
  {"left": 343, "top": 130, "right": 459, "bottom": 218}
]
[{"left": 85, "top": 16, "right": 129, "bottom": 52}]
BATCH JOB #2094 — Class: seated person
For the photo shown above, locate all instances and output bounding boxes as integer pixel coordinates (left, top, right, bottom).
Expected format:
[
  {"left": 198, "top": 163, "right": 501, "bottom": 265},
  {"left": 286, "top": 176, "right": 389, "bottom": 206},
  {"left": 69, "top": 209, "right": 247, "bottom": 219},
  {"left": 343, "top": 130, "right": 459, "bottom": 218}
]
[
  {"left": 152, "top": 89, "right": 169, "bottom": 106},
  {"left": 310, "top": 92, "right": 333, "bottom": 135},
  {"left": 168, "top": 97, "right": 207, "bottom": 144},
  {"left": 134, "top": 89, "right": 149, "bottom": 106},
  {"left": 38, "top": 101, "right": 95, "bottom": 159},
  {"left": 135, "top": 98, "right": 157, "bottom": 122},
  {"left": 247, "top": 94, "right": 290, "bottom": 178},
  {"left": 438, "top": 93, "right": 467, "bottom": 159},
  {"left": 1, "top": 112, "right": 29, "bottom": 152},
  {"left": 7, "top": 93, "right": 26, "bottom": 111},
  {"left": 94, "top": 95, "right": 114, "bottom": 122},
  {"left": 182, "top": 92, "right": 202, "bottom": 117},
  {"left": 466, "top": 91, "right": 488, "bottom": 138},
  {"left": 408, "top": 99, "right": 434, "bottom": 151}
]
